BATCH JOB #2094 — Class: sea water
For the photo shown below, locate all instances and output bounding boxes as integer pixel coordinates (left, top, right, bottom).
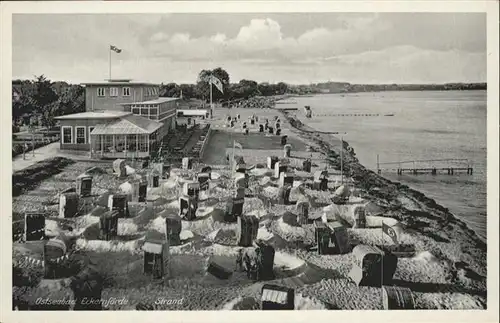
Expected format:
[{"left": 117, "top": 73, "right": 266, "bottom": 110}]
[{"left": 286, "top": 90, "right": 487, "bottom": 241}]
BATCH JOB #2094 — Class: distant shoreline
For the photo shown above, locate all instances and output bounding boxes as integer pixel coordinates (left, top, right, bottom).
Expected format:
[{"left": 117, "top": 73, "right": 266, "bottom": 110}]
[{"left": 288, "top": 83, "right": 486, "bottom": 96}]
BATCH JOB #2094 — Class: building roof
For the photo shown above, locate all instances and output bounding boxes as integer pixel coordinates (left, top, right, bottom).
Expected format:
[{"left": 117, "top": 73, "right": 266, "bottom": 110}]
[
  {"left": 54, "top": 111, "right": 132, "bottom": 120},
  {"left": 177, "top": 109, "right": 209, "bottom": 117},
  {"left": 90, "top": 114, "right": 163, "bottom": 135},
  {"left": 120, "top": 97, "right": 180, "bottom": 105},
  {"left": 81, "top": 79, "right": 159, "bottom": 86}
]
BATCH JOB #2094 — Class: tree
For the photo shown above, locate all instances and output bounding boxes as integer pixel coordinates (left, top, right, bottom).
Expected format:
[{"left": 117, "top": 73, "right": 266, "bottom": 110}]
[
  {"left": 196, "top": 67, "right": 230, "bottom": 102},
  {"left": 258, "top": 83, "right": 278, "bottom": 96},
  {"left": 55, "top": 85, "right": 85, "bottom": 116},
  {"left": 276, "top": 82, "right": 289, "bottom": 95},
  {"left": 179, "top": 84, "right": 195, "bottom": 99},
  {"left": 160, "top": 83, "right": 181, "bottom": 97},
  {"left": 231, "top": 79, "right": 260, "bottom": 100},
  {"left": 40, "top": 103, "right": 58, "bottom": 131},
  {"left": 32, "top": 75, "right": 59, "bottom": 114}
]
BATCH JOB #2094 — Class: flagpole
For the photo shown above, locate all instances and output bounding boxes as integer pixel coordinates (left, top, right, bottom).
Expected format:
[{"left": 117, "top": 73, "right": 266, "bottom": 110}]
[{"left": 210, "top": 79, "right": 213, "bottom": 118}]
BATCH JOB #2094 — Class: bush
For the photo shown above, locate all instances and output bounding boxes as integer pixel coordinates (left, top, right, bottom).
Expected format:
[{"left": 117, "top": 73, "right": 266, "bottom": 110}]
[{"left": 11, "top": 136, "right": 60, "bottom": 158}]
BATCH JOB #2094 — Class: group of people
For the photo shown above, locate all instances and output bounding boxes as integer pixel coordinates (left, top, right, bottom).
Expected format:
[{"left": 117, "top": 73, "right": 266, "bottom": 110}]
[
  {"left": 227, "top": 97, "right": 276, "bottom": 110},
  {"left": 225, "top": 113, "right": 283, "bottom": 135}
]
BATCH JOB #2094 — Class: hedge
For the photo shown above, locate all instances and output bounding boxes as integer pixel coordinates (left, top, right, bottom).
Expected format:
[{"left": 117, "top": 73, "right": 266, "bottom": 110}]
[{"left": 12, "top": 137, "right": 59, "bottom": 158}]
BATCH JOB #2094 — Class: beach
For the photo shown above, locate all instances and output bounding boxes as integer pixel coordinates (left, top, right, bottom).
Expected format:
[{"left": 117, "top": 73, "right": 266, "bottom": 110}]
[
  {"left": 12, "top": 103, "right": 487, "bottom": 310},
  {"left": 205, "top": 105, "right": 487, "bottom": 308}
]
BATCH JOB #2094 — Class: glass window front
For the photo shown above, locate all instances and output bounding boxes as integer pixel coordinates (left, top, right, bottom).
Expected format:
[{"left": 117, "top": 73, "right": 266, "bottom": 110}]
[
  {"left": 138, "top": 135, "right": 148, "bottom": 152},
  {"left": 93, "top": 135, "right": 102, "bottom": 151},
  {"left": 104, "top": 136, "right": 113, "bottom": 152},
  {"left": 126, "top": 135, "right": 137, "bottom": 152}
]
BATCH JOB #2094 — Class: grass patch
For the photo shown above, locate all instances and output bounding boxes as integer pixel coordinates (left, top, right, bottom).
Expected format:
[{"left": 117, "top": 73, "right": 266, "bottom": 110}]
[{"left": 12, "top": 157, "right": 75, "bottom": 197}]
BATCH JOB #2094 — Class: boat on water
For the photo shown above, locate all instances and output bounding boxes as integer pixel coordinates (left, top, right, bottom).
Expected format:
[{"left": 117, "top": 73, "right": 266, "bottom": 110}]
[{"left": 384, "top": 113, "right": 395, "bottom": 116}]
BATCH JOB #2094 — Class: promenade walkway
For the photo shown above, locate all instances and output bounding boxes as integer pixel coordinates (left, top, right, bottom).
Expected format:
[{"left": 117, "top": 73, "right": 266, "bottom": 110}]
[{"left": 11, "top": 142, "right": 94, "bottom": 172}]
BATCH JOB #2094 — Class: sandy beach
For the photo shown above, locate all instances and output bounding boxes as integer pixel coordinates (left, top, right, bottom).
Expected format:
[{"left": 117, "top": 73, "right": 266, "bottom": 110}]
[
  {"left": 205, "top": 105, "right": 487, "bottom": 308},
  {"left": 12, "top": 104, "right": 486, "bottom": 310}
]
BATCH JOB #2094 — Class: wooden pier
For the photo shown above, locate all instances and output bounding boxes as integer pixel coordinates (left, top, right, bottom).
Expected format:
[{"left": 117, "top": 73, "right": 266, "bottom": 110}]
[
  {"left": 314, "top": 113, "right": 381, "bottom": 117},
  {"left": 376, "top": 156, "right": 473, "bottom": 175}
]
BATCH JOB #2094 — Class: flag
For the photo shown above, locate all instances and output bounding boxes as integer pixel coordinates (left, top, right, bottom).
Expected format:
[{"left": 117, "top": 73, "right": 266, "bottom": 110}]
[
  {"left": 110, "top": 45, "right": 122, "bottom": 53},
  {"left": 210, "top": 75, "right": 224, "bottom": 94},
  {"left": 382, "top": 222, "right": 399, "bottom": 244},
  {"left": 234, "top": 141, "right": 243, "bottom": 150}
]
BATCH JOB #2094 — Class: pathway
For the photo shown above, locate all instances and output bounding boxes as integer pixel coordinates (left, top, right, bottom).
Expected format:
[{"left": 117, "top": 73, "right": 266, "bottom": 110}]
[{"left": 11, "top": 142, "right": 94, "bottom": 173}]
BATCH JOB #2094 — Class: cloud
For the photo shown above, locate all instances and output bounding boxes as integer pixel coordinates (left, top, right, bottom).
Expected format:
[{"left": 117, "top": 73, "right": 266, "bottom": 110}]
[
  {"left": 12, "top": 13, "right": 486, "bottom": 84},
  {"left": 146, "top": 17, "right": 394, "bottom": 63},
  {"left": 150, "top": 32, "right": 169, "bottom": 42}
]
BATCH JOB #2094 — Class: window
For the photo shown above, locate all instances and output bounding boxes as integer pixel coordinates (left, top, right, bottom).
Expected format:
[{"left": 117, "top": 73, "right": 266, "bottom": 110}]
[
  {"left": 126, "top": 135, "right": 137, "bottom": 152},
  {"left": 138, "top": 135, "right": 148, "bottom": 152},
  {"left": 115, "top": 135, "right": 126, "bottom": 152},
  {"left": 150, "top": 107, "right": 158, "bottom": 116},
  {"left": 104, "top": 136, "right": 113, "bottom": 152},
  {"left": 132, "top": 107, "right": 140, "bottom": 115},
  {"left": 94, "top": 135, "right": 102, "bottom": 151},
  {"left": 88, "top": 126, "right": 95, "bottom": 143},
  {"left": 122, "top": 87, "right": 131, "bottom": 96},
  {"left": 141, "top": 108, "right": 148, "bottom": 115},
  {"left": 97, "top": 88, "right": 105, "bottom": 97},
  {"left": 76, "top": 127, "right": 86, "bottom": 144},
  {"left": 110, "top": 87, "right": 118, "bottom": 97},
  {"left": 62, "top": 126, "right": 72, "bottom": 144}
]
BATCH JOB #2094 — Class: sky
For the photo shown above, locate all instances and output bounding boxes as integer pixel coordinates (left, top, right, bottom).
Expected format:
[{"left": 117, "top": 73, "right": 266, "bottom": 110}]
[{"left": 12, "top": 13, "right": 487, "bottom": 85}]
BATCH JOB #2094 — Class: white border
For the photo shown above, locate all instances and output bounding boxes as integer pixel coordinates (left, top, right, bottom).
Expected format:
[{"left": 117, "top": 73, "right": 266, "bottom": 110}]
[{"left": 1, "top": 2, "right": 498, "bottom": 323}]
